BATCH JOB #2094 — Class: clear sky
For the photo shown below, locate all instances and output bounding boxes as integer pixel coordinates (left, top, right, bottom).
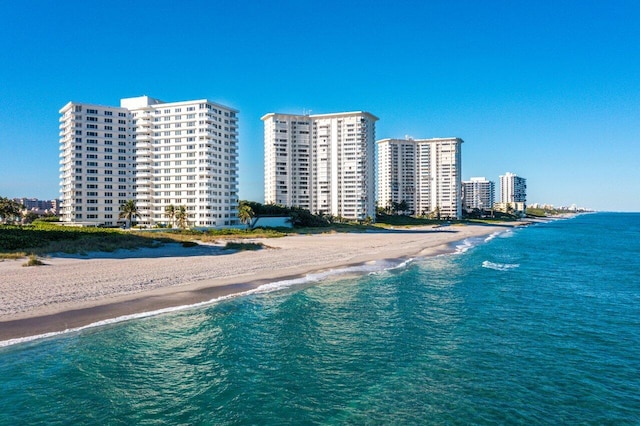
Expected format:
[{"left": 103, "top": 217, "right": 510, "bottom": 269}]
[{"left": 1, "top": 0, "right": 638, "bottom": 211}]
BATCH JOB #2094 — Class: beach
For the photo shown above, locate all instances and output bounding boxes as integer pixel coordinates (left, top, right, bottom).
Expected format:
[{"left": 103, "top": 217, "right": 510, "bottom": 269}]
[{"left": 0, "top": 223, "right": 516, "bottom": 341}]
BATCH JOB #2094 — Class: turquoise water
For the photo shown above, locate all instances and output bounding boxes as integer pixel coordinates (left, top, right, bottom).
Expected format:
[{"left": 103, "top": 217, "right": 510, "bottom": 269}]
[{"left": 1, "top": 213, "right": 639, "bottom": 424}]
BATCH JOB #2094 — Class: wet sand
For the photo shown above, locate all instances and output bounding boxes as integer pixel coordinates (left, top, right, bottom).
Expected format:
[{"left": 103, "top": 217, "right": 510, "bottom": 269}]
[{"left": 0, "top": 224, "right": 517, "bottom": 342}]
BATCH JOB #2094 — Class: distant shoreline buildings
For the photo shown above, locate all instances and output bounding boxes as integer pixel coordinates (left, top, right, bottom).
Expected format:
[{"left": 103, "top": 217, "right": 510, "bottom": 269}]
[
  {"left": 12, "top": 198, "right": 60, "bottom": 215},
  {"left": 51, "top": 95, "right": 538, "bottom": 227}
]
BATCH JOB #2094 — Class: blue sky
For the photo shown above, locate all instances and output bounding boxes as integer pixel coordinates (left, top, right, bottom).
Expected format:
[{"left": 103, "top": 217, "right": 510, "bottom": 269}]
[{"left": 1, "top": 0, "right": 638, "bottom": 211}]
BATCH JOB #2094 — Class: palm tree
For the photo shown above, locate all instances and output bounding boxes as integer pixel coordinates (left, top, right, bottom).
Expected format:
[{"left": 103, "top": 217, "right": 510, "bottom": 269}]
[
  {"left": 175, "top": 205, "right": 189, "bottom": 229},
  {"left": 165, "top": 204, "right": 176, "bottom": 228},
  {"left": 432, "top": 206, "right": 441, "bottom": 221},
  {"left": 118, "top": 200, "right": 138, "bottom": 229},
  {"left": 238, "top": 203, "right": 255, "bottom": 229},
  {"left": 398, "top": 200, "right": 409, "bottom": 216},
  {"left": 506, "top": 203, "right": 514, "bottom": 216}
]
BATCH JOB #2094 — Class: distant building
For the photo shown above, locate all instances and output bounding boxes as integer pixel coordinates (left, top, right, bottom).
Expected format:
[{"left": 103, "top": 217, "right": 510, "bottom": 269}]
[
  {"left": 14, "top": 198, "right": 60, "bottom": 214},
  {"left": 462, "top": 177, "right": 495, "bottom": 211},
  {"left": 494, "top": 201, "right": 526, "bottom": 215},
  {"left": 499, "top": 172, "right": 527, "bottom": 205},
  {"left": 59, "top": 96, "right": 239, "bottom": 228},
  {"left": 262, "top": 111, "right": 378, "bottom": 220},
  {"left": 377, "top": 137, "right": 463, "bottom": 219}
]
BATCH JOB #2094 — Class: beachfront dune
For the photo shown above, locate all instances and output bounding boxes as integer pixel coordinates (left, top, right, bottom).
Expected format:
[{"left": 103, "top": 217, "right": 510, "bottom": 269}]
[{"left": 0, "top": 224, "right": 514, "bottom": 341}]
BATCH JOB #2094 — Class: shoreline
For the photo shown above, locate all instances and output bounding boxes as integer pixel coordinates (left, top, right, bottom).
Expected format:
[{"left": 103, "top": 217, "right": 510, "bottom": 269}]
[{"left": 0, "top": 223, "right": 524, "bottom": 344}]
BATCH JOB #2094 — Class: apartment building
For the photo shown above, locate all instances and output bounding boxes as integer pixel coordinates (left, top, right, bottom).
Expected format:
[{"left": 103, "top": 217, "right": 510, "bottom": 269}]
[
  {"left": 377, "top": 137, "right": 463, "bottom": 219},
  {"left": 262, "top": 111, "right": 377, "bottom": 220},
  {"left": 462, "top": 177, "right": 495, "bottom": 211},
  {"left": 59, "top": 96, "right": 239, "bottom": 228},
  {"left": 499, "top": 172, "right": 527, "bottom": 204}
]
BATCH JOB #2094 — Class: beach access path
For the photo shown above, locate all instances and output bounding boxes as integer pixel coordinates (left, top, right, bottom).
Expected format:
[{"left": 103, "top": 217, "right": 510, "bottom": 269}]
[{"left": 0, "top": 223, "right": 518, "bottom": 341}]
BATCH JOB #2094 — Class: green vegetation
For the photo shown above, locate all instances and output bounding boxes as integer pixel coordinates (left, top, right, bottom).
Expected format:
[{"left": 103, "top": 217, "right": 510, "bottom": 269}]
[
  {"left": 165, "top": 204, "right": 176, "bottom": 228},
  {"left": 375, "top": 214, "right": 440, "bottom": 227},
  {"left": 241, "top": 201, "right": 331, "bottom": 228},
  {"left": 0, "top": 222, "right": 167, "bottom": 255},
  {"left": 0, "top": 252, "right": 27, "bottom": 260},
  {"left": 0, "top": 197, "right": 527, "bottom": 259},
  {"left": 23, "top": 254, "right": 45, "bottom": 267},
  {"left": 0, "top": 222, "right": 293, "bottom": 257},
  {"left": 224, "top": 241, "right": 265, "bottom": 251},
  {"left": 0, "top": 197, "right": 23, "bottom": 224},
  {"left": 238, "top": 201, "right": 256, "bottom": 229},
  {"left": 118, "top": 199, "right": 138, "bottom": 229},
  {"left": 526, "top": 207, "right": 578, "bottom": 217}
]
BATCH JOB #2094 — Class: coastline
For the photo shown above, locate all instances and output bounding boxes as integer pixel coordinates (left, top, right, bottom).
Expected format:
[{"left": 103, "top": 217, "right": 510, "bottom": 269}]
[{"left": 0, "top": 223, "right": 523, "bottom": 343}]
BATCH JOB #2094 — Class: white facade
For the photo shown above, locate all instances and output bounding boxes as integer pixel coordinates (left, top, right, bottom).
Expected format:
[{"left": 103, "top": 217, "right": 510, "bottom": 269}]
[
  {"left": 263, "top": 111, "right": 377, "bottom": 220},
  {"left": 377, "top": 137, "right": 463, "bottom": 219},
  {"left": 59, "top": 96, "right": 239, "bottom": 228},
  {"left": 462, "top": 177, "right": 495, "bottom": 211},
  {"left": 59, "top": 102, "right": 133, "bottom": 225},
  {"left": 499, "top": 172, "right": 527, "bottom": 205}
]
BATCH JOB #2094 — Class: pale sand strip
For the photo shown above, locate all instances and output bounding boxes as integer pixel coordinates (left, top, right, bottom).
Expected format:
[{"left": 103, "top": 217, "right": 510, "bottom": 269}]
[{"left": 0, "top": 224, "right": 515, "bottom": 341}]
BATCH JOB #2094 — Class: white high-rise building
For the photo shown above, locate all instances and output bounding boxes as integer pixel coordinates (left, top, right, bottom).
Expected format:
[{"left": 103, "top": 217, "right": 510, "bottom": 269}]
[
  {"left": 462, "top": 177, "right": 495, "bottom": 211},
  {"left": 377, "top": 137, "right": 463, "bottom": 219},
  {"left": 499, "top": 172, "right": 527, "bottom": 204},
  {"left": 59, "top": 96, "right": 239, "bottom": 228},
  {"left": 262, "top": 111, "right": 378, "bottom": 220}
]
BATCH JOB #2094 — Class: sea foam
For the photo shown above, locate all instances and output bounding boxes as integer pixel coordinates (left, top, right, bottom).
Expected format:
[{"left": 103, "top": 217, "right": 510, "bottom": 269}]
[
  {"left": 0, "top": 258, "right": 412, "bottom": 348},
  {"left": 482, "top": 260, "right": 520, "bottom": 271}
]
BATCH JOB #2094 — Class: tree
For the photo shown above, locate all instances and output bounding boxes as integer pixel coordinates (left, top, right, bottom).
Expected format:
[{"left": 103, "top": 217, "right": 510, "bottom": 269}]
[
  {"left": 118, "top": 199, "right": 138, "bottom": 229},
  {"left": 165, "top": 204, "right": 176, "bottom": 228},
  {"left": 506, "top": 203, "right": 514, "bottom": 216},
  {"left": 22, "top": 211, "right": 40, "bottom": 224},
  {"left": 175, "top": 205, "right": 189, "bottom": 229},
  {"left": 0, "top": 197, "right": 23, "bottom": 224},
  {"left": 431, "top": 206, "right": 441, "bottom": 221},
  {"left": 238, "top": 202, "right": 255, "bottom": 229},
  {"left": 398, "top": 200, "right": 409, "bottom": 216}
]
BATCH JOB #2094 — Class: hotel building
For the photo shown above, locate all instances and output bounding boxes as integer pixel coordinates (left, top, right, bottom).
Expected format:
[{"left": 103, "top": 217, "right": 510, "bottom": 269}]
[
  {"left": 377, "top": 137, "right": 463, "bottom": 219},
  {"left": 262, "top": 111, "right": 378, "bottom": 220},
  {"left": 59, "top": 96, "right": 239, "bottom": 228},
  {"left": 462, "top": 177, "right": 495, "bottom": 211}
]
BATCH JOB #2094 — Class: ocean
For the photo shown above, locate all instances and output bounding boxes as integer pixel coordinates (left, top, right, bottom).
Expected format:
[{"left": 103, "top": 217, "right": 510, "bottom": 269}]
[{"left": 1, "top": 212, "right": 639, "bottom": 424}]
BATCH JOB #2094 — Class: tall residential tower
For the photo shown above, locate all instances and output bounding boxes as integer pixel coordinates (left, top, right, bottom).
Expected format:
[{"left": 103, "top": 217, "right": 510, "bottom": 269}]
[
  {"left": 499, "top": 172, "right": 527, "bottom": 204},
  {"left": 377, "top": 137, "right": 463, "bottom": 219},
  {"left": 262, "top": 111, "right": 378, "bottom": 220},
  {"left": 59, "top": 96, "right": 239, "bottom": 228}
]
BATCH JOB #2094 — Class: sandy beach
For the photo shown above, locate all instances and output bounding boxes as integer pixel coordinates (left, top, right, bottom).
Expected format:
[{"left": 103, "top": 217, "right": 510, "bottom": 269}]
[{"left": 0, "top": 223, "right": 518, "bottom": 341}]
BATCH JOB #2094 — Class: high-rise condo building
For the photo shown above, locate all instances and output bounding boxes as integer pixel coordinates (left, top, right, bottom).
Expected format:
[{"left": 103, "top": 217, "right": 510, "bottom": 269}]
[
  {"left": 462, "top": 177, "right": 495, "bottom": 211},
  {"left": 59, "top": 96, "right": 239, "bottom": 228},
  {"left": 377, "top": 137, "right": 463, "bottom": 219},
  {"left": 262, "top": 111, "right": 378, "bottom": 220},
  {"left": 499, "top": 172, "right": 527, "bottom": 204}
]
